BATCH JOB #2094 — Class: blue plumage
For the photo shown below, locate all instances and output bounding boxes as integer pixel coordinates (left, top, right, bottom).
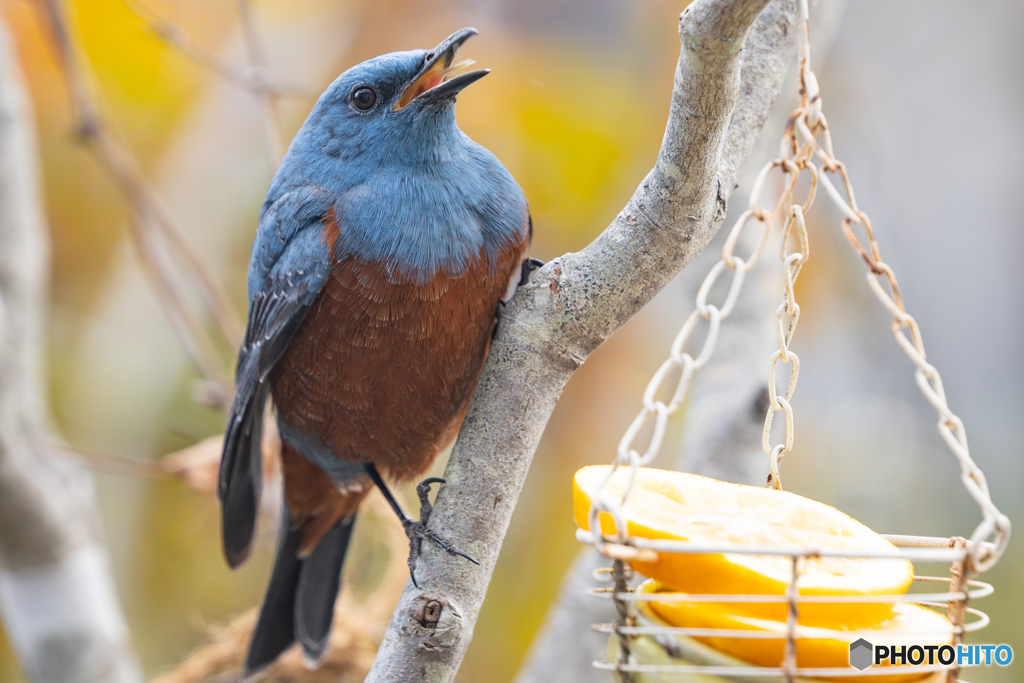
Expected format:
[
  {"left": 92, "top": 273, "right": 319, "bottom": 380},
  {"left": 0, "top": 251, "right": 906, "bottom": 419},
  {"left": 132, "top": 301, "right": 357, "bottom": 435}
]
[{"left": 252, "top": 50, "right": 526, "bottom": 289}]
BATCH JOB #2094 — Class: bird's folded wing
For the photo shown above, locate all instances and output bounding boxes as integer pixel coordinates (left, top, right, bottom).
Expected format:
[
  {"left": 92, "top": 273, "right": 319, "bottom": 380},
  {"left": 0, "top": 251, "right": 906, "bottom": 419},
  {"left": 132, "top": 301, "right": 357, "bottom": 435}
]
[{"left": 219, "top": 187, "right": 334, "bottom": 567}]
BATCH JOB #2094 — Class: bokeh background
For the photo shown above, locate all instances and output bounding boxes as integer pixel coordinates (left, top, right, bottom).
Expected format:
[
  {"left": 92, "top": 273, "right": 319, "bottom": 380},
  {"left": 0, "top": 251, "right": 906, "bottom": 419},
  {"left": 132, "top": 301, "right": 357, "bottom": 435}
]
[{"left": 0, "top": 0, "right": 1021, "bottom": 680}]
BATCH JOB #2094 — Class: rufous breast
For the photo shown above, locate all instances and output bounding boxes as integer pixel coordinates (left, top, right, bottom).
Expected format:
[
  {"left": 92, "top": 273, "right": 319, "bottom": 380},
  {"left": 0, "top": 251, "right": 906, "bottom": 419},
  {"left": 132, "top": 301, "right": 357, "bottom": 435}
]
[{"left": 270, "top": 222, "right": 527, "bottom": 483}]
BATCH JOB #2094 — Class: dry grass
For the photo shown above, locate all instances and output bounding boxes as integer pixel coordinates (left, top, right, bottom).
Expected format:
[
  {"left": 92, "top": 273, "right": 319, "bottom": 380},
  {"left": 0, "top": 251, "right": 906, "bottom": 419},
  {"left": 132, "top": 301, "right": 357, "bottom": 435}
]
[{"left": 154, "top": 429, "right": 409, "bottom": 683}]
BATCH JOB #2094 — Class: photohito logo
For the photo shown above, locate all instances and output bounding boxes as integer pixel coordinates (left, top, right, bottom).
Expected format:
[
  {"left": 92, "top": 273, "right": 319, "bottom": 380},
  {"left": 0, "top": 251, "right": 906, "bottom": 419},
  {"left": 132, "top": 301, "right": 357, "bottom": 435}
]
[{"left": 849, "top": 639, "right": 1013, "bottom": 671}]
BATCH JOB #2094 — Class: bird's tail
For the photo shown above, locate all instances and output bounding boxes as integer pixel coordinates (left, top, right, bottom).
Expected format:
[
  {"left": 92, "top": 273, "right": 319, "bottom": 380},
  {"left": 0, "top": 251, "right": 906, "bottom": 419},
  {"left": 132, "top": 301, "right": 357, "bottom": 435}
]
[
  {"left": 245, "top": 505, "right": 356, "bottom": 676},
  {"left": 220, "top": 379, "right": 268, "bottom": 568}
]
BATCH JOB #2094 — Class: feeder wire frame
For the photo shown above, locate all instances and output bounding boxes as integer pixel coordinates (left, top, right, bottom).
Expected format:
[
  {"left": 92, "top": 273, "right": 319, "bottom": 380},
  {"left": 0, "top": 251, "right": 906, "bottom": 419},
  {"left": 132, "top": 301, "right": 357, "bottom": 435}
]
[{"left": 584, "top": 534, "right": 991, "bottom": 682}]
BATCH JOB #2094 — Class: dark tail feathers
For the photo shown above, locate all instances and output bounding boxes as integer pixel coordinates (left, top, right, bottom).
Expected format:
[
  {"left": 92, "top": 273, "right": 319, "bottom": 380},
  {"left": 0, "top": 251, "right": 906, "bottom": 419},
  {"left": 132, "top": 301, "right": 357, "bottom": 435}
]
[
  {"left": 244, "top": 508, "right": 356, "bottom": 676},
  {"left": 219, "top": 382, "right": 268, "bottom": 568}
]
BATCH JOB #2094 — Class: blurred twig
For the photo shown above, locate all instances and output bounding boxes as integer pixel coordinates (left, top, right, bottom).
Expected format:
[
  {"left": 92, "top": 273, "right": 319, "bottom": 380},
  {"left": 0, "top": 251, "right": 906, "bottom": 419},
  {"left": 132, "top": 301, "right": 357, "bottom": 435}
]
[
  {"left": 45, "top": 439, "right": 171, "bottom": 480},
  {"left": 234, "top": 0, "right": 284, "bottom": 166},
  {"left": 126, "top": 0, "right": 317, "bottom": 103},
  {"left": 33, "top": 0, "right": 244, "bottom": 409}
]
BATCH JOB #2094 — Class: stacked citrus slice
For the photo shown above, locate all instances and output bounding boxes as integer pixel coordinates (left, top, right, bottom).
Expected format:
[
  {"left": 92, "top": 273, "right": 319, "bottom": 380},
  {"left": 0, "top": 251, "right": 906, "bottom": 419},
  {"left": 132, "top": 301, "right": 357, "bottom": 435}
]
[{"left": 573, "top": 466, "right": 953, "bottom": 681}]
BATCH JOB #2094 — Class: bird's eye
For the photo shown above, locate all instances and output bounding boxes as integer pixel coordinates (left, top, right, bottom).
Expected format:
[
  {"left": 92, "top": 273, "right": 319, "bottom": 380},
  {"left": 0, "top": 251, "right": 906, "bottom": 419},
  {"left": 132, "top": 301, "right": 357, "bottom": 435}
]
[{"left": 351, "top": 86, "right": 378, "bottom": 111}]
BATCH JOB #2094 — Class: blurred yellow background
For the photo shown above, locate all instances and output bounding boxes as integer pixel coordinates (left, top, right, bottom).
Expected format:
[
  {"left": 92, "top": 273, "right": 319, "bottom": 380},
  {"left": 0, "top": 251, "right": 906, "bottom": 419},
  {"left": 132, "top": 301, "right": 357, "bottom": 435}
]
[{"left": 0, "top": 0, "right": 1021, "bottom": 681}]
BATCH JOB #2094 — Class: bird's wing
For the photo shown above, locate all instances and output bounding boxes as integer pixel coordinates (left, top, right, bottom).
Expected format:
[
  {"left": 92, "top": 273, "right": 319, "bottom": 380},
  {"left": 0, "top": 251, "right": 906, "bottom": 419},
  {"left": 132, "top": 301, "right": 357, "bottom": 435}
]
[{"left": 219, "top": 187, "right": 334, "bottom": 568}]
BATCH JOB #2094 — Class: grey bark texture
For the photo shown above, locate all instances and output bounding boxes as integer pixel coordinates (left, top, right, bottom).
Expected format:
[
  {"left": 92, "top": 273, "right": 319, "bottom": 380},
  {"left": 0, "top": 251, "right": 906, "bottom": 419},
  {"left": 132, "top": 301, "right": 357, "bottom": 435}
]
[
  {"left": 365, "top": 1, "right": 803, "bottom": 681},
  {"left": 0, "top": 15, "right": 142, "bottom": 683}
]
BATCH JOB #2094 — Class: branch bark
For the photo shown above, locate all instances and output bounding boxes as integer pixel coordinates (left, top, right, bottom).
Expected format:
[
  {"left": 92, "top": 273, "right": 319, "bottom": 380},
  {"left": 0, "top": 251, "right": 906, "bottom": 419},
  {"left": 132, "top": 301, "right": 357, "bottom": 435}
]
[
  {"left": 365, "top": 1, "right": 801, "bottom": 681},
  {"left": 0, "top": 14, "right": 142, "bottom": 683}
]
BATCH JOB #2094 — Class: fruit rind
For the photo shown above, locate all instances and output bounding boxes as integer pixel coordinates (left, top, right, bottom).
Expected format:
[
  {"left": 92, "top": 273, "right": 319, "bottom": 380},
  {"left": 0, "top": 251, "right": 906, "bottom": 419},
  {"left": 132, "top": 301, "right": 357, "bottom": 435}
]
[{"left": 573, "top": 466, "right": 914, "bottom": 626}]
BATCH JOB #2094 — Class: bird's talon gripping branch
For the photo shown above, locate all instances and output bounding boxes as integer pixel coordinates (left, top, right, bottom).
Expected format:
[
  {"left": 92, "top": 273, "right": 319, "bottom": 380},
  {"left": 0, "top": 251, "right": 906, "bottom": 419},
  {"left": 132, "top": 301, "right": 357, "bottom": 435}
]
[
  {"left": 495, "top": 258, "right": 544, "bottom": 338},
  {"left": 368, "top": 465, "right": 478, "bottom": 587},
  {"left": 404, "top": 520, "right": 425, "bottom": 588},
  {"left": 402, "top": 518, "right": 480, "bottom": 587},
  {"left": 416, "top": 476, "right": 446, "bottom": 521},
  {"left": 518, "top": 257, "right": 545, "bottom": 287}
]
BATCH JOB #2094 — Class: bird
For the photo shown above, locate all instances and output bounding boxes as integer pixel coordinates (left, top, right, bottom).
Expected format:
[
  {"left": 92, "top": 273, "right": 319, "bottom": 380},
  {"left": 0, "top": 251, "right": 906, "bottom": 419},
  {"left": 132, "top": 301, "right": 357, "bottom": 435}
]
[{"left": 217, "top": 27, "right": 535, "bottom": 676}]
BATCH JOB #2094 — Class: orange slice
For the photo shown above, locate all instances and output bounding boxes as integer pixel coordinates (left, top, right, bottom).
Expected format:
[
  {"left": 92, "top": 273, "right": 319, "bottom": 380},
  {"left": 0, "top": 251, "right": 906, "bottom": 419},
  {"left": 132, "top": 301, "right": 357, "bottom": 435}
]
[
  {"left": 641, "top": 580, "right": 952, "bottom": 683},
  {"left": 573, "top": 466, "right": 914, "bottom": 626}
]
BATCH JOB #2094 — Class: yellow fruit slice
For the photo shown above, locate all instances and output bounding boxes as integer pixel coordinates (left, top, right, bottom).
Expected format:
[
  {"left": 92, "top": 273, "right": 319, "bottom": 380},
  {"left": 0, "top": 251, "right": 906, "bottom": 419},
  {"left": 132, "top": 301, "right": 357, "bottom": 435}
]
[
  {"left": 573, "top": 466, "right": 914, "bottom": 626},
  {"left": 641, "top": 580, "right": 952, "bottom": 683},
  {"left": 627, "top": 596, "right": 949, "bottom": 683}
]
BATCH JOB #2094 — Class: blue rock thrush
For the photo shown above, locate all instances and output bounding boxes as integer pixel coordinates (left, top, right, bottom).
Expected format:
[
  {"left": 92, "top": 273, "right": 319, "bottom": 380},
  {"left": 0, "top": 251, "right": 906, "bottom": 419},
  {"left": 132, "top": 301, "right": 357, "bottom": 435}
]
[{"left": 217, "top": 28, "right": 534, "bottom": 675}]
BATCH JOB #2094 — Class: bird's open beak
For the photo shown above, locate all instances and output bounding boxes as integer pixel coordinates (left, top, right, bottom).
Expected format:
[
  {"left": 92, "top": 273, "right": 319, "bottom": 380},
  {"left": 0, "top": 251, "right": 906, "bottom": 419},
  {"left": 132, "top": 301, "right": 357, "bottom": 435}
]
[{"left": 393, "top": 28, "right": 489, "bottom": 111}]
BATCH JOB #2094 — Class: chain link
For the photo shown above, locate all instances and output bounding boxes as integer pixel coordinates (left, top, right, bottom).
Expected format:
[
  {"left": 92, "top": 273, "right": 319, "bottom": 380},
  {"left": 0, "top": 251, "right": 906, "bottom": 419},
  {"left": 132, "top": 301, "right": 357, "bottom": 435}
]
[
  {"left": 776, "top": 0, "right": 1008, "bottom": 570},
  {"left": 589, "top": 173, "right": 798, "bottom": 553},
  {"left": 587, "top": 0, "right": 1008, "bottom": 576}
]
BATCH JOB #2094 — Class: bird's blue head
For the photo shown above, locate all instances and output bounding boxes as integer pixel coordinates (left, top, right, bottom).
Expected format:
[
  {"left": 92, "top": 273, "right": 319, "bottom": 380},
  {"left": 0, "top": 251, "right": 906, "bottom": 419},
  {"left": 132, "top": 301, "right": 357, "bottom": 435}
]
[
  {"left": 261, "top": 28, "right": 527, "bottom": 285},
  {"left": 292, "top": 28, "right": 489, "bottom": 171}
]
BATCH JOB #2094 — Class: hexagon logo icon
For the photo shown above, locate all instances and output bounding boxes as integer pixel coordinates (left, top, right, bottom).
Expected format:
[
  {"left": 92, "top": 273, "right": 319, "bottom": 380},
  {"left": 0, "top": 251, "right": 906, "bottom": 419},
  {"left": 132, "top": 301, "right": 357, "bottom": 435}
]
[{"left": 849, "top": 638, "right": 874, "bottom": 671}]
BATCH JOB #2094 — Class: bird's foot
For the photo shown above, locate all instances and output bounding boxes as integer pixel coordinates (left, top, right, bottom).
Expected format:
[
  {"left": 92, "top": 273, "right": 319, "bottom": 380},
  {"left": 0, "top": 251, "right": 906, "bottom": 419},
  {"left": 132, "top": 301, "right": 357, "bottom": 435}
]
[
  {"left": 403, "top": 477, "right": 479, "bottom": 588},
  {"left": 495, "top": 258, "right": 546, "bottom": 338},
  {"left": 518, "top": 257, "right": 545, "bottom": 287}
]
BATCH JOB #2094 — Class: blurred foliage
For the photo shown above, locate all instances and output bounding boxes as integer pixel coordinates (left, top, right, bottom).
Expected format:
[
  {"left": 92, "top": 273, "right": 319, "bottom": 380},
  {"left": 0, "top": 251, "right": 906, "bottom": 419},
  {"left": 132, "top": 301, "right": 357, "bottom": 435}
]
[{"left": 0, "top": 0, "right": 1021, "bottom": 682}]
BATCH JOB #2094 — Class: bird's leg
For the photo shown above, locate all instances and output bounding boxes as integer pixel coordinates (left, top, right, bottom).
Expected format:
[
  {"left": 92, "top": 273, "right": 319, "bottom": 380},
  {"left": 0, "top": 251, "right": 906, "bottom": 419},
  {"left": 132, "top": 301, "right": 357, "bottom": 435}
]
[{"left": 364, "top": 463, "right": 479, "bottom": 588}]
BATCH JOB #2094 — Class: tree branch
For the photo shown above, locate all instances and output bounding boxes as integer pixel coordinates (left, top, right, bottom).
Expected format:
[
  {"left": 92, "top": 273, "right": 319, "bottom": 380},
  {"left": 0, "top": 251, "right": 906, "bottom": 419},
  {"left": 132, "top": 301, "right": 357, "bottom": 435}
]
[
  {"left": 365, "top": 1, "right": 801, "bottom": 681},
  {"left": 0, "top": 13, "right": 142, "bottom": 683},
  {"left": 512, "top": 2, "right": 852, "bottom": 675}
]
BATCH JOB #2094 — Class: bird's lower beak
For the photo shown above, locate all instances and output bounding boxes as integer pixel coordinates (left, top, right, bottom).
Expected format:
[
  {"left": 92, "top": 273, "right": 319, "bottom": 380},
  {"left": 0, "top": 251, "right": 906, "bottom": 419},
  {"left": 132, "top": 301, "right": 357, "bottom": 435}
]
[{"left": 393, "top": 27, "right": 489, "bottom": 111}]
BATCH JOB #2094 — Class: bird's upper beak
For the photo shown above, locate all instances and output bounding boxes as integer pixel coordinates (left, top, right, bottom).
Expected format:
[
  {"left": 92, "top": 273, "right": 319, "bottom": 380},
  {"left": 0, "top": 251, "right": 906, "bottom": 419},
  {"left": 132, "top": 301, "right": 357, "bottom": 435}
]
[{"left": 393, "top": 28, "right": 489, "bottom": 111}]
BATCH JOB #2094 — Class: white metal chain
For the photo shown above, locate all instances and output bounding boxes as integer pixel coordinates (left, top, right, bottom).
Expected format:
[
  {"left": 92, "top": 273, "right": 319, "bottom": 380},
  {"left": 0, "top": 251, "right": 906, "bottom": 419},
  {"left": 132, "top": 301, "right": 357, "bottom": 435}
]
[
  {"left": 588, "top": 0, "right": 1009, "bottom": 575},
  {"left": 765, "top": 0, "right": 1010, "bottom": 571},
  {"left": 760, "top": 1, "right": 823, "bottom": 492},
  {"left": 759, "top": 145, "right": 817, "bottom": 491},
  {"left": 588, "top": 175, "right": 784, "bottom": 552}
]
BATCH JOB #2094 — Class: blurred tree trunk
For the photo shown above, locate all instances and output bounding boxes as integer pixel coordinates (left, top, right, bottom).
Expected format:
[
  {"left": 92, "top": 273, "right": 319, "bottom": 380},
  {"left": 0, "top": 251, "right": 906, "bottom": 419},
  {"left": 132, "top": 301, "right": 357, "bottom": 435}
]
[{"left": 0, "top": 14, "right": 142, "bottom": 683}]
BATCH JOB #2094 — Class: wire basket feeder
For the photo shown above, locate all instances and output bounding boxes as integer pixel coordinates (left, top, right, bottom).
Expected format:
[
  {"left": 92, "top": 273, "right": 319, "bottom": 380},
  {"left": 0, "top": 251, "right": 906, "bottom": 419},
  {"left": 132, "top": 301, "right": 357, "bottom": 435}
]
[{"left": 577, "top": 2, "right": 1011, "bottom": 681}]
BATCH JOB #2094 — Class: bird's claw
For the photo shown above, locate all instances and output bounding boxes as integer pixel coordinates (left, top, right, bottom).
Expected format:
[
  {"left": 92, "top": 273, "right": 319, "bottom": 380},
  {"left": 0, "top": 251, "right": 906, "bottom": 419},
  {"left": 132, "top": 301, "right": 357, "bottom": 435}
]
[
  {"left": 495, "top": 258, "right": 545, "bottom": 339},
  {"left": 518, "top": 257, "right": 544, "bottom": 288},
  {"left": 404, "top": 477, "right": 479, "bottom": 588},
  {"left": 416, "top": 476, "right": 446, "bottom": 521}
]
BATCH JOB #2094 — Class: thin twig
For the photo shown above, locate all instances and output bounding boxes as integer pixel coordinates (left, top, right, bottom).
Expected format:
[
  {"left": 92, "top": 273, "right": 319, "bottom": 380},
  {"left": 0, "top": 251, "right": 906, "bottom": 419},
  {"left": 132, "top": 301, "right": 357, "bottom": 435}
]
[
  {"left": 125, "top": 0, "right": 316, "bottom": 101},
  {"left": 234, "top": 0, "right": 284, "bottom": 167},
  {"left": 43, "top": 440, "right": 171, "bottom": 481},
  {"left": 33, "top": 0, "right": 244, "bottom": 406}
]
